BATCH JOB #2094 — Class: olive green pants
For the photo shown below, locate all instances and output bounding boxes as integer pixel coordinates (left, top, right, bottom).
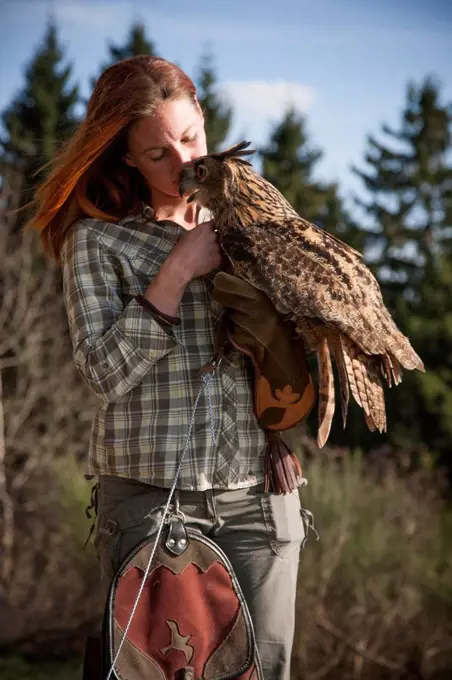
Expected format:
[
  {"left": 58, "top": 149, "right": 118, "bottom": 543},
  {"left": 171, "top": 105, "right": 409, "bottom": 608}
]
[{"left": 94, "top": 475, "right": 311, "bottom": 680}]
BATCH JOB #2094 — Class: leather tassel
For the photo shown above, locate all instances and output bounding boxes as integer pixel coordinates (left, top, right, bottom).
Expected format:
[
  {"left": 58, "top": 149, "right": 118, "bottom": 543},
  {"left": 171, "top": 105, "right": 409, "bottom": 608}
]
[{"left": 263, "top": 432, "right": 303, "bottom": 494}]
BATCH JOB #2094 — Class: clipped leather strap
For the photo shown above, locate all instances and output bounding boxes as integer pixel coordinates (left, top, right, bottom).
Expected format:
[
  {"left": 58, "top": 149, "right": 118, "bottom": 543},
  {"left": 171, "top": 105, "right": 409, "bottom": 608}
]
[
  {"left": 136, "top": 294, "right": 181, "bottom": 326},
  {"left": 200, "top": 311, "right": 234, "bottom": 375}
]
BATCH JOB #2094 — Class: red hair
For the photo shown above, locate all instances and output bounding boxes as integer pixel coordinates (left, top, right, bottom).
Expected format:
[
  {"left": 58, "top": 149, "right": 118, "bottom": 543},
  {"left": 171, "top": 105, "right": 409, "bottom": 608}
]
[{"left": 25, "top": 56, "right": 197, "bottom": 261}]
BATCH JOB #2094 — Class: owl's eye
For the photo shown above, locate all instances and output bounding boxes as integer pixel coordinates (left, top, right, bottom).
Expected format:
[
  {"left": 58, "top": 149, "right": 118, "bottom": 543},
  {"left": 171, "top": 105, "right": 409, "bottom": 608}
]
[{"left": 195, "top": 164, "right": 208, "bottom": 181}]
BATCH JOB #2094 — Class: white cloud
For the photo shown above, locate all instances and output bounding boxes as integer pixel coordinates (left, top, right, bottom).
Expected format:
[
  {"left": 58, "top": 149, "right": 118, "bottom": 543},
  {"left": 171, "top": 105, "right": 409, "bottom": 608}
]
[
  {"left": 221, "top": 80, "right": 316, "bottom": 123},
  {"left": 219, "top": 80, "right": 317, "bottom": 148}
]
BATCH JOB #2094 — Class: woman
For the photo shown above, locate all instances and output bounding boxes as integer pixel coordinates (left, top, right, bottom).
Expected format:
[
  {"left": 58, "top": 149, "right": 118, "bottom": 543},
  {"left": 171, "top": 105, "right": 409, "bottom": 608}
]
[{"left": 27, "top": 55, "right": 306, "bottom": 679}]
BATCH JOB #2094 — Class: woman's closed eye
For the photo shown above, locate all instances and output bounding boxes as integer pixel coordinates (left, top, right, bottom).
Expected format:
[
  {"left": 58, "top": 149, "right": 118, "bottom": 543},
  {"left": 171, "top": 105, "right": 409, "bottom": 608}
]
[
  {"left": 182, "top": 134, "right": 198, "bottom": 144},
  {"left": 148, "top": 135, "right": 198, "bottom": 162},
  {"left": 148, "top": 149, "right": 166, "bottom": 162}
]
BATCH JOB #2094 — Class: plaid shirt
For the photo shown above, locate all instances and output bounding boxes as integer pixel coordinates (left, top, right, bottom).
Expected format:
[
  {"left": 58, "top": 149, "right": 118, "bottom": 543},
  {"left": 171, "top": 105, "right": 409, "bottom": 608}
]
[{"left": 60, "top": 208, "right": 267, "bottom": 490}]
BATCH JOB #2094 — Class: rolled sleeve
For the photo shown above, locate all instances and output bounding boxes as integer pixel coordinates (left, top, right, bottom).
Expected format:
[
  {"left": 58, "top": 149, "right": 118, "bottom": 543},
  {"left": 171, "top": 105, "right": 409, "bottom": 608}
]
[{"left": 61, "top": 223, "right": 178, "bottom": 402}]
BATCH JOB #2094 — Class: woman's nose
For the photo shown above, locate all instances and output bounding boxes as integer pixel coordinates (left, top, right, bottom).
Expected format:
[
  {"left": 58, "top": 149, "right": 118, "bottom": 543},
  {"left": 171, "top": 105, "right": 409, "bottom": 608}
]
[{"left": 173, "top": 145, "right": 192, "bottom": 166}]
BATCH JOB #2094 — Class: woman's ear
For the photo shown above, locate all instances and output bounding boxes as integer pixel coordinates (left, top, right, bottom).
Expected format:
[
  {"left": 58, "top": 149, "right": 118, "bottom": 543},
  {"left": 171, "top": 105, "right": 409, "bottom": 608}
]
[{"left": 123, "top": 152, "right": 137, "bottom": 168}]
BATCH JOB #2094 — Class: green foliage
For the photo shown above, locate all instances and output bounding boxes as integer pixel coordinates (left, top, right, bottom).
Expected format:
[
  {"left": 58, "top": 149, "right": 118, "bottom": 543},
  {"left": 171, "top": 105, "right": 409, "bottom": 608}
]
[
  {"left": 347, "top": 78, "right": 452, "bottom": 463},
  {"left": 260, "top": 107, "right": 362, "bottom": 250},
  {"left": 89, "top": 22, "right": 157, "bottom": 94},
  {"left": 195, "top": 49, "right": 232, "bottom": 152},
  {"left": 0, "top": 21, "right": 79, "bottom": 214},
  {"left": 0, "top": 656, "right": 82, "bottom": 680},
  {"left": 261, "top": 107, "right": 325, "bottom": 218},
  {"left": 353, "top": 77, "right": 452, "bottom": 308},
  {"left": 104, "top": 22, "right": 156, "bottom": 63},
  {"left": 402, "top": 252, "right": 452, "bottom": 462}
]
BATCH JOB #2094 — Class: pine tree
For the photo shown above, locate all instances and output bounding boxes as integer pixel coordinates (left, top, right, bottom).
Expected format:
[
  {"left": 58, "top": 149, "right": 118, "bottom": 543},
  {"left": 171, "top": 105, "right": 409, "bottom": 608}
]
[
  {"left": 402, "top": 251, "right": 452, "bottom": 462},
  {"left": 195, "top": 50, "right": 232, "bottom": 152},
  {"left": 0, "top": 21, "right": 79, "bottom": 217},
  {"left": 106, "top": 22, "right": 156, "bottom": 63},
  {"left": 260, "top": 107, "right": 361, "bottom": 248},
  {"left": 343, "top": 78, "right": 452, "bottom": 462},
  {"left": 91, "top": 21, "right": 156, "bottom": 90},
  {"left": 353, "top": 77, "right": 452, "bottom": 311},
  {"left": 89, "top": 22, "right": 156, "bottom": 95}
]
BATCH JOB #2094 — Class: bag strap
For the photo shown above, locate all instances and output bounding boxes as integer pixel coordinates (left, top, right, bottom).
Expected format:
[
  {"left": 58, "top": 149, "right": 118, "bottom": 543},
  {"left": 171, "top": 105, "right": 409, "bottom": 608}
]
[{"left": 105, "top": 368, "right": 219, "bottom": 680}]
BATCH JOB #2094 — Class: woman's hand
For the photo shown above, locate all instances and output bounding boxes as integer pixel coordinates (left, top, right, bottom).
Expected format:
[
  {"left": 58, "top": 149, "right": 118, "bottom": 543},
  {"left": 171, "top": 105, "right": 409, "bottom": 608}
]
[
  {"left": 171, "top": 221, "right": 223, "bottom": 283},
  {"left": 142, "top": 221, "right": 222, "bottom": 318}
]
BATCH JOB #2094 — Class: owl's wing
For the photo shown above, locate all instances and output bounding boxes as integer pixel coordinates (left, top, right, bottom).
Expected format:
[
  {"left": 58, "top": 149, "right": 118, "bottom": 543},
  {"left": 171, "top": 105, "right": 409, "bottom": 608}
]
[
  {"left": 297, "top": 216, "right": 364, "bottom": 260},
  {"left": 220, "top": 220, "right": 423, "bottom": 371}
]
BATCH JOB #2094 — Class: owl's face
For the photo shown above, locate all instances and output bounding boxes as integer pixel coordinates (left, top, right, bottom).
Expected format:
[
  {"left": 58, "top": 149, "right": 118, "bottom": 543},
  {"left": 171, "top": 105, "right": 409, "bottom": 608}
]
[
  {"left": 178, "top": 141, "right": 255, "bottom": 210},
  {"left": 178, "top": 155, "right": 234, "bottom": 208}
]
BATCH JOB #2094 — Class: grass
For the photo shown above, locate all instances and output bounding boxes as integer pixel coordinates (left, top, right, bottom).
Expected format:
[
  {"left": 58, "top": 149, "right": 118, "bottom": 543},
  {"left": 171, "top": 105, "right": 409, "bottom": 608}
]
[
  {"left": 292, "top": 449, "right": 452, "bottom": 678},
  {"left": 0, "top": 655, "right": 82, "bottom": 680}
]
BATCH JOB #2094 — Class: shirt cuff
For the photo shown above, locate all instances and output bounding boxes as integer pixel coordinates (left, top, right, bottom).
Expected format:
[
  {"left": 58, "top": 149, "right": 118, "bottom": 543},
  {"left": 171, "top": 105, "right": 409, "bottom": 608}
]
[
  {"left": 135, "top": 294, "right": 181, "bottom": 326},
  {"left": 114, "top": 297, "right": 178, "bottom": 355}
]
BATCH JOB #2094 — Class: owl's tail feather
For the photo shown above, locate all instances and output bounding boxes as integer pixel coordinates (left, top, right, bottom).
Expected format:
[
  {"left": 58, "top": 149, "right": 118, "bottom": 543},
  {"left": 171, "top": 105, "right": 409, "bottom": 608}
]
[
  {"left": 316, "top": 337, "right": 336, "bottom": 448},
  {"left": 330, "top": 338, "right": 349, "bottom": 428},
  {"left": 339, "top": 334, "right": 387, "bottom": 434},
  {"left": 365, "top": 355, "right": 387, "bottom": 433},
  {"left": 381, "top": 353, "right": 402, "bottom": 387},
  {"left": 389, "top": 354, "right": 403, "bottom": 386},
  {"left": 302, "top": 324, "right": 391, "bottom": 445},
  {"left": 364, "top": 412, "right": 377, "bottom": 432}
]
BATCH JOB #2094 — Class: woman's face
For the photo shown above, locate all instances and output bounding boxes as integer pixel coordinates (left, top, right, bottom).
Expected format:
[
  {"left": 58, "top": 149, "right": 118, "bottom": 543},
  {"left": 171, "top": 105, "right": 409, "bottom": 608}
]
[{"left": 125, "top": 96, "right": 207, "bottom": 200}]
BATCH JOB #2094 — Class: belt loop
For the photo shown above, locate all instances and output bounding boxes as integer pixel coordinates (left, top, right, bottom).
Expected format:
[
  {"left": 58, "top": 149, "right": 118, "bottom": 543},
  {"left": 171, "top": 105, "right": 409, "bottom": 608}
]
[
  {"left": 83, "top": 482, "right": 100, "bottom": 549},
  {"left": 85, "top": 482, "right": 99, "bottom": 520},
  {"left": 206, "top": 488, "right": 216, "bottom": 521},
  {"left": 174, "top": 488, "right": 180, "bottom": 515}
]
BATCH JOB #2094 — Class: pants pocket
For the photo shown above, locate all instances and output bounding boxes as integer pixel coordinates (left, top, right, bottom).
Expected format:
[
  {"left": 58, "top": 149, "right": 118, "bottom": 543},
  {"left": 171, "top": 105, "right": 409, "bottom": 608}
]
[
  {"left": 96, "top": 480, "right": 171, "bottom": 575},
  {"left": 260, "top": 490, "right": 306, "bottom": 558}
]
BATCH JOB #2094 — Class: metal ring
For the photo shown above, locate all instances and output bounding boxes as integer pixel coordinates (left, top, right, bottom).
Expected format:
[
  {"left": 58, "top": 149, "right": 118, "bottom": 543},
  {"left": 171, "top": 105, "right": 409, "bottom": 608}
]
[{"left": 166, "top": 509, "right": 186, "bottom": 524}]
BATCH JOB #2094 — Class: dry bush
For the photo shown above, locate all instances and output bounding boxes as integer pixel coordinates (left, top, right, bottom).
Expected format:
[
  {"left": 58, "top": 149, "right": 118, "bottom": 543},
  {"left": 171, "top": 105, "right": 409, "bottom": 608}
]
[
  {"left": 0, "top": 217, "right": 102, "bottom": 653},
  {"left": 292, "top": 447, "right": 452, "bottom": 679}
]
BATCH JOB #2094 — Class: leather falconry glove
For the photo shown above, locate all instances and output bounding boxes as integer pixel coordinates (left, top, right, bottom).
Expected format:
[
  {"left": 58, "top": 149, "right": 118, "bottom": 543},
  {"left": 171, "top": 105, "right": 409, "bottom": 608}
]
[{"left": 212, "top": 272, "right": 316, "bottom": 494}]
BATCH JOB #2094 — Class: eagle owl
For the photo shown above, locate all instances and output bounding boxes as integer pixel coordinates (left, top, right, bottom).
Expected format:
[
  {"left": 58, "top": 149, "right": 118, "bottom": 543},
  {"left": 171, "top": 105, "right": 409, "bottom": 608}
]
[{"left": 179, "top": 141, "right": 424, "bottom": 447}]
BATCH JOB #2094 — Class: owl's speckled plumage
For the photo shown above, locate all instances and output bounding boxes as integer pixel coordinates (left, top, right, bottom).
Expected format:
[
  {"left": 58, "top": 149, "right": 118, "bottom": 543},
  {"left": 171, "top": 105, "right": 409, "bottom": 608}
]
[{"left": 179, "top": 142, "right": 425, "bottom": 447}]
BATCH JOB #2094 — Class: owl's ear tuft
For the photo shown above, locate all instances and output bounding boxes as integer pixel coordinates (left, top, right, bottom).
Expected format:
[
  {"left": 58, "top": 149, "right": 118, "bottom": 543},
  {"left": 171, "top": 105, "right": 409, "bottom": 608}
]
[{"left": 211, "top": 140, "right": 256, "bottom": 163}]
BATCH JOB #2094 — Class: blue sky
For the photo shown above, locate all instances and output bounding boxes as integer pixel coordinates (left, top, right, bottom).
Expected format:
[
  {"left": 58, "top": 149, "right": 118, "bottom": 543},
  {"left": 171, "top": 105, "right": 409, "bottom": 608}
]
[{"left": 1, "top": 0, "right": 451, "bottom": 204}]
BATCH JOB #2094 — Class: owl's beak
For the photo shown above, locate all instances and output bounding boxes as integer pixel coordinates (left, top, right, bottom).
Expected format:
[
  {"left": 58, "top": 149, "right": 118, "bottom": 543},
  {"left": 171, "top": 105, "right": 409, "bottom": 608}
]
[{"left": 178, "top": 166, "right": 199, "bottom": 202}]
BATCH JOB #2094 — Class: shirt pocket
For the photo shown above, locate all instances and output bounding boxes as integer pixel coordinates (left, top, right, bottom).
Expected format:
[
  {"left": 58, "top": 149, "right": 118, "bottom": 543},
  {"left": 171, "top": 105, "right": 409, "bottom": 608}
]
[
  {"left": 129, "top": 246, "right": 167, "bottom": 280},
  {"left": 114, "top": 248, "right": 164, "bottom": 305}
]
